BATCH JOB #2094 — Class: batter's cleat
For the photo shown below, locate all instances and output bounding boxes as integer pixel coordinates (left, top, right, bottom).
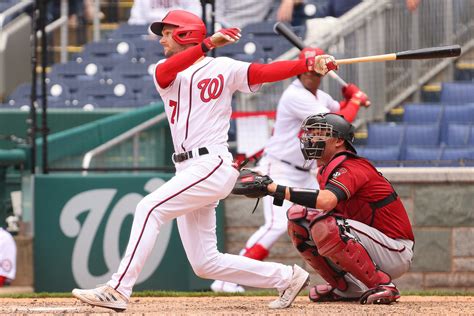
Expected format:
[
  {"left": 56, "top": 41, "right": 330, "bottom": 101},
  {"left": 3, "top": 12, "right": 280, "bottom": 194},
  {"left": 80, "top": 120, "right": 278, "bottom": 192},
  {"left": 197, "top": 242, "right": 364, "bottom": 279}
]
[
  {"left": 210, "top": 280, "right": 245, "bottom": 293},
  {"left": 72, "top": 285, "right": 128, "bottom": 312},
  {"left": 268, "top": 264, "right": 310, "bottom": 309},
  {"left": 359, "top": 283, "right": 400, "bottom": 305},
  {"left": 309, "top": 284, "right": 359, "bottom": 302}
]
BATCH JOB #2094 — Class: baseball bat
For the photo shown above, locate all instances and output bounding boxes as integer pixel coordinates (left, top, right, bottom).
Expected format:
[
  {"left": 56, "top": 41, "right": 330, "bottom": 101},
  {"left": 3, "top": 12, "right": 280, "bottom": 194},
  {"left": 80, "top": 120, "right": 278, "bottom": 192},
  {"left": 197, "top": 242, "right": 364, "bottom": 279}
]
[
  {"left": 273, "top": 22, "right": 348, "bottom": 87},
  {"left": 336, "top": 45, "right": 461, "bottom": 65}
]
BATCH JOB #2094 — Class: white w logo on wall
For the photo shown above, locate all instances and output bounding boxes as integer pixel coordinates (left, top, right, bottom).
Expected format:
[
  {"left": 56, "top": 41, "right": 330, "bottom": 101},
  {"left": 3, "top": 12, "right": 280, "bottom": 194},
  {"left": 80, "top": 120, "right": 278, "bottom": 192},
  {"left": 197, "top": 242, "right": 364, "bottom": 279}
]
[{"left": 59, "top": 178, "right": 172, "bottom": 288}]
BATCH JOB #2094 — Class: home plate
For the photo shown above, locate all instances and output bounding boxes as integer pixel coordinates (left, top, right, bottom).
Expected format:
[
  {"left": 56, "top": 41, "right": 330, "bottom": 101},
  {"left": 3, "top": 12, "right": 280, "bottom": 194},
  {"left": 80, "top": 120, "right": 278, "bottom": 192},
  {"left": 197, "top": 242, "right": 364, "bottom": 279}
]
[{"left": 15, "top": 306, "right": 79, "bottom": 312}]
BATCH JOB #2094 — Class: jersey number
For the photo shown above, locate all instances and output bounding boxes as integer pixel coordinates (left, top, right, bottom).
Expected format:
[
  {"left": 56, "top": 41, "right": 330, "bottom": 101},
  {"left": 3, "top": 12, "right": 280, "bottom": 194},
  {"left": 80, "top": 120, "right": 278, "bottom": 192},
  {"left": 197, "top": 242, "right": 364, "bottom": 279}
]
[{"left": 169, "top": 100, "right": 178, "bottom": 124}]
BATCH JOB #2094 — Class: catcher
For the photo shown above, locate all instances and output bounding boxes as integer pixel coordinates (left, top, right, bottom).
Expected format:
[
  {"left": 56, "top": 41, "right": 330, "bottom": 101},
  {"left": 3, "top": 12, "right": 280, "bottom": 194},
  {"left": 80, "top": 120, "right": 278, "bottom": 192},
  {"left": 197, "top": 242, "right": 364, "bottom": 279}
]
[{"left": 232, "top": 113, "right": 414, "bottom": 305}]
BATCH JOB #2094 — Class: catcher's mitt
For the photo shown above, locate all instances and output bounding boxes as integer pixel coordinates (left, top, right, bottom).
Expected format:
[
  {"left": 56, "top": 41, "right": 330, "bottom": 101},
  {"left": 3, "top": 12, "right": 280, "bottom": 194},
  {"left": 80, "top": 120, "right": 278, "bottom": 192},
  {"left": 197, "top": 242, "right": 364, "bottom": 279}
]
[{"left": 232, "top": 169, "right": 273, "bottom": 198}]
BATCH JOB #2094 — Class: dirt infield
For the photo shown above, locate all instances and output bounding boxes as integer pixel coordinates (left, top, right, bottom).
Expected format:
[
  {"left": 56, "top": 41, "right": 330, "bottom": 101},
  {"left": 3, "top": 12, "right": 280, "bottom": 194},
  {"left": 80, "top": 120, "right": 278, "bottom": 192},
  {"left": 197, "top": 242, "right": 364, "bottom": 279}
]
[{"left": 0, "top": 296, "right": 473, "bottom": 315}]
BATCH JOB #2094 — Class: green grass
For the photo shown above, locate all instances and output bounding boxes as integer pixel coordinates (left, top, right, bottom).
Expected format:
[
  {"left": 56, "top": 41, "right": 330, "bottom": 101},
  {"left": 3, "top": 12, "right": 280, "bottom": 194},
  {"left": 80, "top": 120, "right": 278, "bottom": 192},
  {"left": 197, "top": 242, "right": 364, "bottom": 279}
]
[{"left": 1, "top": 289, "right": 474, "bottom": 299}]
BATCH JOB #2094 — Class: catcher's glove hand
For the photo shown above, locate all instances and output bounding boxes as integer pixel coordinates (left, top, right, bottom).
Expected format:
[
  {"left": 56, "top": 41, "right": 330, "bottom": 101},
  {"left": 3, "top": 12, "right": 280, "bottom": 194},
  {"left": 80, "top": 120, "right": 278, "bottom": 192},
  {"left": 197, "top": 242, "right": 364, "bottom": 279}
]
[{"left": 232, "top": 169, "right": 273, "bottom": 198}]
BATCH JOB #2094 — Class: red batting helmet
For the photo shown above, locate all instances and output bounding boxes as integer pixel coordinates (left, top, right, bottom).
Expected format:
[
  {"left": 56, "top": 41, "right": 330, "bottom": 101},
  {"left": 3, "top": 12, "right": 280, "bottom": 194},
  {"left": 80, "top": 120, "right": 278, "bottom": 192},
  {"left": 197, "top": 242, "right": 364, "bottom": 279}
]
[
  {"left": 299, "top": 47, "right": 325, "bottom": 60},
  {"left": 150, "top": 10, "right": 206, "bottom": 45}
]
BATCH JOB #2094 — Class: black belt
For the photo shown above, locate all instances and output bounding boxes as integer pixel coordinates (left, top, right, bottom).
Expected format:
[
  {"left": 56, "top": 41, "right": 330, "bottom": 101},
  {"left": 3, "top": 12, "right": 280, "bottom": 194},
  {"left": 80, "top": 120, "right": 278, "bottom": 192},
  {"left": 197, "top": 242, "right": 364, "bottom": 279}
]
[
  {"left": 172, "top": 147, "right": 209, "bottom": 163},
  {"left": 280, "top": 159, "right": 311, "bottom": 172}
]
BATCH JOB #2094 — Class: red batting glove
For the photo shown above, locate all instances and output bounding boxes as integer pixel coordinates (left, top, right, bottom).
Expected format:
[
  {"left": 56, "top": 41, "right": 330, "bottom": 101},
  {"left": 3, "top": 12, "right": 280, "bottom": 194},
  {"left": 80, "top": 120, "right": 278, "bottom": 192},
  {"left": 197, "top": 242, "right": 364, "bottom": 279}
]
[
  {"left": 342, "top": 84, "right": 370, "bottom": 107},
  {"left": 202, "top": 27, "right": 241, "bottom": 51}
]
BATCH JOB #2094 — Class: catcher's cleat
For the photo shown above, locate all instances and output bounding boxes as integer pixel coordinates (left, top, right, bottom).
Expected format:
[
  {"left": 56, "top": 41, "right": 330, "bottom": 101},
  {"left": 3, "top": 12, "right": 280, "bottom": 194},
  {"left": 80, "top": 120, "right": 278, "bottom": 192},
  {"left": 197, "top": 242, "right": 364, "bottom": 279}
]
[
  {"left": 268, "top": 264, "right": 310, "bottom": 309},
  {"left": 210, "top": 280, "right": 245, "bottom": 293},
  {"left": 359, "top": 283, "right": 400, "bottom": 305},
  {"left": 309, "top": 284, "right": 359, "bottom": 303},
  {"left": 72, "top": 285, "right": 128, "bottom": 312}
]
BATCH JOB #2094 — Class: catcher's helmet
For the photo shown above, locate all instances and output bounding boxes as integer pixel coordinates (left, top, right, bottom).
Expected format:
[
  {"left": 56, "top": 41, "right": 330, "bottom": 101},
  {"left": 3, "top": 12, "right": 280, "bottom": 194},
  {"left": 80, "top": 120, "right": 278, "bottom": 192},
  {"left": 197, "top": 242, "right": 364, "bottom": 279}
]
[
  {"left": 298, "top": 47, "right": 325, "bottom": 60},
  {"left": 300, "top": 113, "right": 356, "bottom": 160},
  {"left": 150, "top": 10, "right": 206, "bottom": 45}
]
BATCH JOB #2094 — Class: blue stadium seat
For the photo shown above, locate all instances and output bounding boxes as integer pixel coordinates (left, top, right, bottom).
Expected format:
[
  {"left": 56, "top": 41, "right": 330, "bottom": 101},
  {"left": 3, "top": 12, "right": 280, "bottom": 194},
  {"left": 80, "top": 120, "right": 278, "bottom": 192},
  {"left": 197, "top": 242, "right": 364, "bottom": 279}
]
[
  {"left": 130, "top": 39, "right": 162, "bottom": 60},
  {"left": 139, "top": 82, "right": 162, "bottom": 104},
  {"left": 440, "top": 82, "right": 474, "bottom": 103},
  {"left": 445, "top": 123, "right": 471, "bottom": 146},
  {"left": 242, "top": 21, "right": 277, "bottom": 36},
  {"left": 215, "top": 39, "right": 265, "bottom": 62},
  {"left": 108, "top": 23, "right": 149, "bottom": 40},
  {"left": 73, "top": 82, "right": 135, "bottom": 107},
  {"left": 356, "top": 146, "right": 401, "bottom": 167},
  {"left": 367, "top": 123, "right": 404, "bottom": 146},
  {"left": 404, "top": 123, "right": 440, "bottom": 146},
  {"left": 443, "top": 104, "right": 474, "bottom": 124},
  {"left": 403, "top": 103, "right": 443, "bottom": 123},
  {"left": 441, "top": 147, "right": 474, "bottom": 166},
  {"left": 77, "top": 40, "right": 138, "bottom": 71},
  {"left": 109, "top": 62, "right": 150, "bottom": 80},
  {"left": 8, "top": 81, "right": 71, "bottom": 104},
  {"left": 49, "top": 61, "right": 105, "bottom": 93},
  {"left": 404, "top": 146, "right": 443, "bottom": 167}
]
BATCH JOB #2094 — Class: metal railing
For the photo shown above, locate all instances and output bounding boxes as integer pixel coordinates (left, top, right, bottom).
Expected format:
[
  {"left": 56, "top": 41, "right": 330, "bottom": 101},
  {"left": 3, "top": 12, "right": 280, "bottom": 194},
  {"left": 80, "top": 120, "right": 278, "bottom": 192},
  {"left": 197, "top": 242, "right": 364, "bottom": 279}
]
[
  {"left": 235, "top": 0, "right": 474, "bottom": 125},
  {"left": 81, "top": 112, "right": 167, "bottom": 174}
]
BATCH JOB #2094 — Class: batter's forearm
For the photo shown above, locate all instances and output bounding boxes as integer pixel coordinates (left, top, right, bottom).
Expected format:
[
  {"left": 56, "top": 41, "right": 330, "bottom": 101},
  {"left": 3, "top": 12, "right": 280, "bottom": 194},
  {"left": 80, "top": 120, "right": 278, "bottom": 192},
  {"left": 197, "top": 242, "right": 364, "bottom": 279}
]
[
  {"left": 248, "top": 59, "right": 308, "bottom": 85},
  {"left": 155, "top": 45, "right": 206, "bottom": 88}
]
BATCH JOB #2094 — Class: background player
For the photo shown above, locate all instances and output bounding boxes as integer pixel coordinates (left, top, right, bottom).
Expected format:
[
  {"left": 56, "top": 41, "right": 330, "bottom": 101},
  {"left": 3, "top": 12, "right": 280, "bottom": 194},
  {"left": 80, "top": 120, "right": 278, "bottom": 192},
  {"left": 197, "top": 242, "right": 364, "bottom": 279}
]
[
  {"left": 71, "top": 10, "right": 339, "bottom": 312},
  {"left": 0, "top": 226, "right": 16, "bottom": 287},
  {"left": 211, "top": 47, "right": 369, "bottom": 293},
  {"left": 232, "top": 113, "right": 414, "bottom": 304}
]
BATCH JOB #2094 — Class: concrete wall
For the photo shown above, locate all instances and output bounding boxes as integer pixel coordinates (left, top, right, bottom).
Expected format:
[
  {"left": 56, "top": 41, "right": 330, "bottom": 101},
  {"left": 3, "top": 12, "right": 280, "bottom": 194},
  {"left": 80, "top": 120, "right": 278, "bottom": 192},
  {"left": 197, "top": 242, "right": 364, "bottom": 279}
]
[{"left": 223, "top": 168, "right": 474, "bottom": 291}]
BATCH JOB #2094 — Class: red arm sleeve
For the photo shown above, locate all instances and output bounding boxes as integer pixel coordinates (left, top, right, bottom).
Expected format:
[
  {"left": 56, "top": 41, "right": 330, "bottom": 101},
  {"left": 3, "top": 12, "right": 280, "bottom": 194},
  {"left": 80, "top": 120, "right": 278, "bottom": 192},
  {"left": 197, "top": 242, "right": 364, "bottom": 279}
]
[
  {"left": 336, "top": 99, "right": 360, "bottom": 123},
  {"left": 248, "top": 59, "right": 308, "bottom": 85},
  {"left": 155, "top": 44, "right": 206, "bottom": 89}
]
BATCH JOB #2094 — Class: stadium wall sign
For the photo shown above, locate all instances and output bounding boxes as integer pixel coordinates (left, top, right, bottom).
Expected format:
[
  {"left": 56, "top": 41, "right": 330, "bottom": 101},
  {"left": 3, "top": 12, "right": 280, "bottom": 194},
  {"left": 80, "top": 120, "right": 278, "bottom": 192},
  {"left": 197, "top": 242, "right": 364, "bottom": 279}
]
[{"left": 33, "top": 174, "right": 220, "bottom": 292}]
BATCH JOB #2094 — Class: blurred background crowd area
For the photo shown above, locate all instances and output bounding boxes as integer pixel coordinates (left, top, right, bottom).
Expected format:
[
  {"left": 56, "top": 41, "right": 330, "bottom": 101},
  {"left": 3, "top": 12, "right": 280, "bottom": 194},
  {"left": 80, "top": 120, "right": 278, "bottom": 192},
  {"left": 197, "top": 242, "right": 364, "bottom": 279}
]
[{"left": 0, "top": 0, "right": 473, "bottom": 178}]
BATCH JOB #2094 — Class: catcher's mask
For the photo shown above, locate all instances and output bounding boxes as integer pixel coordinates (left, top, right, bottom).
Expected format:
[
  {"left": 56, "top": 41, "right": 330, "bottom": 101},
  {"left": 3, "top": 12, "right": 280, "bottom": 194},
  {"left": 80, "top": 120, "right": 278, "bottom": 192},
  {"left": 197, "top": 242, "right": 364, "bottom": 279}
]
[{"left": 300, "top": 113, "right": 356, "bottom": 160}]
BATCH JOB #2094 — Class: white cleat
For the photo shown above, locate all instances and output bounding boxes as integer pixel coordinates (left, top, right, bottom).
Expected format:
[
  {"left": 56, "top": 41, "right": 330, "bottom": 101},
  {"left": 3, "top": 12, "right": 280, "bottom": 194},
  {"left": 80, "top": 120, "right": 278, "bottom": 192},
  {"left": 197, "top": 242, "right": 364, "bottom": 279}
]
[
  {"left": 72, "top": 284, "right": 128, "bottom": 312},
  {"left": 268, "top": 264, "right": 310, "bottom": 309},
  {"left": 210, "top": 280, "right": 245, "bottom": 293}
]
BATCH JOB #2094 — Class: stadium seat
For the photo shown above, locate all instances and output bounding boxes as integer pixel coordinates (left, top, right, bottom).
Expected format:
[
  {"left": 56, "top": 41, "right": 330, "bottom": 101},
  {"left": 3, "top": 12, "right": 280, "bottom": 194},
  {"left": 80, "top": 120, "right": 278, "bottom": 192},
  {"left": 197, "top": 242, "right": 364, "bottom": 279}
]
[
  {"left": 443, "top": 104, "right": 474, "bottom": 124},
  {"left": 444, "top": 123, "right": 471, "bottom": 146},
  {"left": 404, "top": 123, "right": 441, "bottom": 146},
  {"left": 366, "top": 123, "right": 404, "bottom": 146},
  {"left": 440, "top": 82, "right": 474, "bottom": 103},
  {"left": 8, "top": 81, "right": 71, "bottom": 105},
  {"left": 73, "top": 82, "right": 135, "bottom": 107},
  {"left": 441, "top": 147, "right": 474, "bottom": 166},
  {"left": 49, "top": 61, "right": 105, "bottom": 93},
  {"left": 403, "top": 103, "right": 443, "bottom": 123},
  {"left": 77, "top": 40, "right": 138, "bottom": 71},
  {"left": 242, "top": 21, "right": 277, "bottom": 36},
  {"left": 404, "top": 146, "right": 443, "bottom": 167},
  {"left": 356, "top": 146, "right": 401, "bottom": 167},
  {"left": 215, "top": 39, "right": 265, "bottom": 63},
  {"left": 108, "top": 23, "right": 149, "bottom": 40},
  {"left": 130, "top": 39, "right": 162, "bottom": 60}
]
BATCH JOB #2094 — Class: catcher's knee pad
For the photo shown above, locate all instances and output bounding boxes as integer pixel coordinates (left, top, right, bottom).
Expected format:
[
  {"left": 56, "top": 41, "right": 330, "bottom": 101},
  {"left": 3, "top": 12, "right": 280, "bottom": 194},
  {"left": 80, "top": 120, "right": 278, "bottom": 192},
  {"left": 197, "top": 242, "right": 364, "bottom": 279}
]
[
  {"left": 287, "top": 205, "right": 347, "bottom": 291},
  {"left": 243, "top": 243, "right": 269, "bottom": 261},
  {"left": 310, "top": 216, "right": 391, "bottom": 289}
]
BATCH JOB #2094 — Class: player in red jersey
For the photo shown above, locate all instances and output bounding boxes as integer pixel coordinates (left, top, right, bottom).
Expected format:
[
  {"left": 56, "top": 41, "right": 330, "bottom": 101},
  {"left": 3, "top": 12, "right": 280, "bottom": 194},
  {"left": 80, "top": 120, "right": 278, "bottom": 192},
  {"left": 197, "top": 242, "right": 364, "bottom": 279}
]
[{"left": 261, "top": 113, "right": 414, "bottom": 304}]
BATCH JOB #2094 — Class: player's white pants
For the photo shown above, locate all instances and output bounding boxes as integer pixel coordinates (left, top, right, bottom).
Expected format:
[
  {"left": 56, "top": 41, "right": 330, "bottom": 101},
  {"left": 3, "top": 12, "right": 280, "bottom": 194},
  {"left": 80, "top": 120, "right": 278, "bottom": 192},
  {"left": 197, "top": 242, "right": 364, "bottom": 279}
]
[
  {"left": 107, "top": 150, "right": 293, "bottom": 298},
  {"left": 334, "top": 219, "right": 414, "bottom": 298},
  {"left": 247, "top": 156, "right": 319, "bottom": 250}
]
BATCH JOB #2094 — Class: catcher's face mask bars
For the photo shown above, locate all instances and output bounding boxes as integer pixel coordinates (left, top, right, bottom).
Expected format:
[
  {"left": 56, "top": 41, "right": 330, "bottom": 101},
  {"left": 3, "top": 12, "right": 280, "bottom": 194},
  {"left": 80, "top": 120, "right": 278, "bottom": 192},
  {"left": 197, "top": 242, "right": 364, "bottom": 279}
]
[{"left": 300, "top": 123, "right": 333, "bottom": 160}]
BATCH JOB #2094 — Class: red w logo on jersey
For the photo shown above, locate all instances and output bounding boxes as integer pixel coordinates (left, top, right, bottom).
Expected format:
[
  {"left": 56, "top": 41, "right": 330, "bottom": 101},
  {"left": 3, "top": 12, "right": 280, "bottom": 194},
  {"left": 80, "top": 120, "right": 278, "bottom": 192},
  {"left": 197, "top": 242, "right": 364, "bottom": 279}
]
[{"left": 197, "top": 74, "right": 224, "bottom": 102}]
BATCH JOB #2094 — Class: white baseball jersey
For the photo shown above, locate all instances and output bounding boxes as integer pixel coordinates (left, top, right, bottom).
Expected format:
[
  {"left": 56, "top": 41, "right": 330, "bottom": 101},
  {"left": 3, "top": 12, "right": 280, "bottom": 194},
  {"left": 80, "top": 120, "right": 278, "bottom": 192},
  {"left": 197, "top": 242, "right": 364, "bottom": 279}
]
[
  {"left": 128, "top": 0, "right": 202, "bottom": 25},
  {"left": 264, "top": 79, "right": 340, "bottom": 168},
  {"left": 154, "top": 56, "right": 261, "bottom": 154},
  {"left": 0, "top": 228, "right": 16, "bottom": 280}
]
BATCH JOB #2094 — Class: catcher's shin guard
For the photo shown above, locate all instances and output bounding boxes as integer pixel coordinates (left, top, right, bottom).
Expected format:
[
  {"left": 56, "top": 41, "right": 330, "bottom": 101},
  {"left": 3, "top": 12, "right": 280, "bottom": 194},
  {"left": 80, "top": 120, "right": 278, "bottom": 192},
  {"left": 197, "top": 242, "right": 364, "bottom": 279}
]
[
  {"left": 309, "top": 215, "right": 391, "bottom": 289},
  {"left": 287, "top": 205, "right": 348, "bottom": 291},
  {"left": 243, "top": 243, "right": 269, "bottom": 261}
]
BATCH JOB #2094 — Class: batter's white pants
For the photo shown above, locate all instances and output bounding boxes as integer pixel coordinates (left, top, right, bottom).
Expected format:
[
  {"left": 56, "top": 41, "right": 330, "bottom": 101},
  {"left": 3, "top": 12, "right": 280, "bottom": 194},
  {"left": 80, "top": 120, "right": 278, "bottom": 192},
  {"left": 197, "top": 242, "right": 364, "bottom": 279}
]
[
  {"left": 107, "top": 149, "right": 293, "bottom": 298},
  {"left": 246, "top": 156, "right": 319, "bottom": 250}
]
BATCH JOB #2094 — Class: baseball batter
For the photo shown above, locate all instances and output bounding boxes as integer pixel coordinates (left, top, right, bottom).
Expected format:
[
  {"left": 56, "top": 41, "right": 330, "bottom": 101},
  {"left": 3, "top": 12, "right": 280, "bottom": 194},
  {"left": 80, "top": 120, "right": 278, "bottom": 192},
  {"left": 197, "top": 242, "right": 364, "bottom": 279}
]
[
  {"left": 72, "top": 10, "right": 338, "bottom": 312},
  {"left": 231, "top": 113, "right": 414, "bottom": 304},
  {"left": 0, "top": 227, "right": 16, "bottom": 287},
  {"left": 212, "top": 48, "right": 369, "bottom": 293}
]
